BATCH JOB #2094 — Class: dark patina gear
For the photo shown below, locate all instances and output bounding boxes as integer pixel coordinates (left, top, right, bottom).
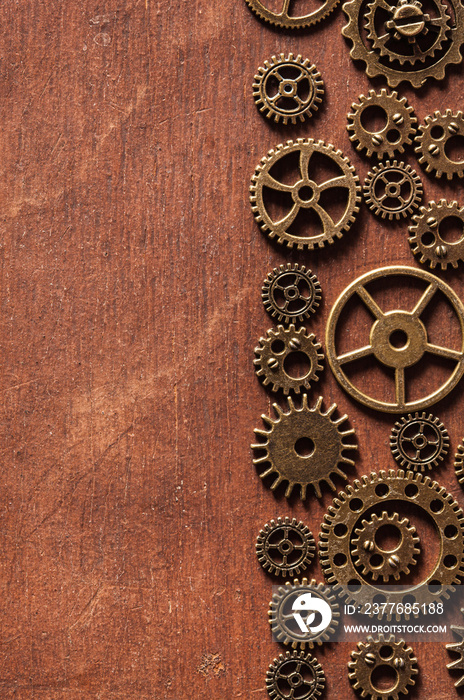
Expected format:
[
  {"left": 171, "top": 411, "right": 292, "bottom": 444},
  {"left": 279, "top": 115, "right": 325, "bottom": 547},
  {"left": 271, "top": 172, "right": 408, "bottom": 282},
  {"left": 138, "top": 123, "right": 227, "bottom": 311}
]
[
  {"left": 390, "top": 411, "right": 449, "bottom": 470},
  {"left": 266, "top": 649, "right": 325, "bottom": 700},
  {"left": 245, "top": 0, "right": 341, "bottom": 29},
  {"left": 363, "top": 160, "right": 422, "bottom": 219},
  {"left": 256, "top": 517, "right": 316, "bottom": 578},
  {"left": 415, "top": 110, "right": 464, "bottom": 179},
  {"left": 409, "top": 200, "right": 464, "bottom": 269},
  {"left": 262, "top": 264, "right": 322, "bottom": 325}
]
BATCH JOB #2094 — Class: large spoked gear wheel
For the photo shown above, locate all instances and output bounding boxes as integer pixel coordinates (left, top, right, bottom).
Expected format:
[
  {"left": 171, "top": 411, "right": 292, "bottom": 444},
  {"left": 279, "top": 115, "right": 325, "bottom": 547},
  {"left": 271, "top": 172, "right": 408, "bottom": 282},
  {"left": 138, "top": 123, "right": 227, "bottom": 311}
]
[
  {"left": 415, "top": 111, "right": 464, "bottom": 179},
  {"left": 409, "top": 200, "right": 464, "bottom": 269},
  {"left": 390, "top": 411, "right": 449, "bottom": 470},
  {"left": 349, "top": 635, "right": 418, "bottom": 700},
  {"left": 262, "top": 264, "right": 322, "bottom": 325},
  {"left": 251, "top": 395, "right": 357, "bottom": 499},
  {"left": 266, "top": 650, "right": 325, "bottom": 700},
  {"left": 447, "top": 614, "right": 464, "bottom": 688},
  {"left": 245, "top": 0, "right": 342, "bottom": 29},
  {"left": 250, "top": 139, "right": 361, "bottom": 250},
  {"left": 363, "top": 160, "right": 422, "bottom": 220},
  {"left": 256, "top": 517, "right": 316, "bottom": 578}
]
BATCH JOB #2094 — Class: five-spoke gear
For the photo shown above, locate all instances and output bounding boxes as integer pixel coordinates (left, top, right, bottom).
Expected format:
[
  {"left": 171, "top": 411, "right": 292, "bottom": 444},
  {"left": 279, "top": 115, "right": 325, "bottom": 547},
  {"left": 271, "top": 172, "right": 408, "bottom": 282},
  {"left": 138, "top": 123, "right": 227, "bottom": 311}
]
[
  {"left": 256, "top": 517, "right": 316, "bottom": 578},
  {"left": 266, "top": 650, "right": 325, "bottom": 700},
  {"left": 390, "top": 412, "right": 449, "bottom": 470},
  {"left": 363, "top": 160, "right": 422, "bottom": 219}
]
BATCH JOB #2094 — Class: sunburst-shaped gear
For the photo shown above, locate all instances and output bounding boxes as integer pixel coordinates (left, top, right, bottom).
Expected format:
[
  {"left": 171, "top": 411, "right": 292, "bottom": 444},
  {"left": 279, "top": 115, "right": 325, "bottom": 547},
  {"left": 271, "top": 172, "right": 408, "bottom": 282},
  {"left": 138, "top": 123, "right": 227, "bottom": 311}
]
[
  {"left": 244, "top": 0, "right": 342, "bottom": 29},
  {"left": 253, "top": 54, "right": 324, "bottom": 125},
  {"left": 454, "top": 440, "right": 464, "bottom": 486},
  {"left": 351, "top": 511, "right": 420, "bottom": 581},
  {"left": 254, "top": 325, "right": 324, "bottom": 395},
  {"left": 266, "top": 650, "right": 325, "bottom": 700},
  {"left": 262, "top": 264, "right": 322, "bottom": 325},
  {"left": 269, "top": 578, "right": 340, "bottom": 649},
  {"left": 390, "top": 411, "right": 449, "bottom": 470},
  {"left": 415, "top": 110, "right": 464, "bottom": 179},
  {"left": 348, "top": 634, "right": 418, "bottom": 700},
  {"left": 256, "top": 517, "right": 316, "bottom": 578},
  {"left": 347, "top": 91, "right": 417, "bottom": 159},
  {"left": 447, "top": 613, "right": 464, "bottom": 688},
  {"left": 408, "top": 200, "right": 464, "bottom": 269},
  {"left": 250, "top": 139, "right": 361, "bottom": 250},
  {"left": 363, "top": 160, "right": 422, "bottom": 219},
  {"left": 251, "top": 395, "right": 357, "bottom": 499}
]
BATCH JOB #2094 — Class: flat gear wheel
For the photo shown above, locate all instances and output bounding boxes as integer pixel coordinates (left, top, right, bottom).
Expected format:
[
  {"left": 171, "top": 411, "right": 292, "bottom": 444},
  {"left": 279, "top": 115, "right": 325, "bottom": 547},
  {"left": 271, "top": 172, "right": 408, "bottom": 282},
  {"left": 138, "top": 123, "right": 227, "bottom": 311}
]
[
  {"left": 266, "top": 650, "right": 325, "bottom": 700},
  {"left": 447, "top": 613, "right": 464, "bottom": 688},
  {"left": 262, "top": 264, "right": 322, "bottom": 325},
  {"left": 254, "top": 325, "right": 324, "bottom": 394},
  {"left": 347, "top": 90, "right": 417, "bottom": 159},
  {"left": 319, "top": 470, "right": 464, "bottom": 619},
  {"left": 363, "top": 160, "right": 422, "bottom": 219},
  {"left": 390, "top": 411, "right": 449, "bottom": 470},
  {"left": 256, "top": 517, "right": 316, "bottom": 577},
  {"left": 454, "top": 440, "right": 464, "bottom": 486},
  {"left": 251, "top": 394, "right": 357, "bottom": 499},
  {"left": 250, "top": 139, "right": 361, "bottom": 250},
  {"left": 244, "top": 0, "right": 341, "bottom": 29},
  {"left": 253, "top": 54, "right": 324, "bottom": 125},
  {"left": 351, "top": 511, "right": 420, "bottom": 581},
  {"left": 415, "top": 110, "right": 464, "bottom": 179},
  {"left": 409, "top": 200, "right": 464, "bottom": 269},
  {"left": 348, "top": 634, "right": 418, "bottom": 700},
  {"left": 269, "top": 578, "right": 340, "bottom": 648}
]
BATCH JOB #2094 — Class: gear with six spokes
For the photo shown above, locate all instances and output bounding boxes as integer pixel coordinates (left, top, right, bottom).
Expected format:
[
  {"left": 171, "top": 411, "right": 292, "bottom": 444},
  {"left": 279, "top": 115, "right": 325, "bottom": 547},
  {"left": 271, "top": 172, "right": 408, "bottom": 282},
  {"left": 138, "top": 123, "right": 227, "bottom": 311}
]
[
  {"left": 262, "top": 264, "right": 322, "bottom": 325},
  {"left": 390, "top": 411, "right": 449, "bottom": 470},
  {"left": 363, "top": 160, "right": 422, "bottom": 219},
  {"left": 447, "top": 613, "right": 464, "bottom": 688},
  {"left": 408, "top": 200, "right": 464, "bottom": 269},
  {"left": 266, "top": 650, "right": 326, "bottom": 700},
  {"left": 245, "top": 0, "right": 342, "bottom": 29},
  {"left": 256, "top": 517, "right": 316, "bottom": 578},
  {"left": 415, "top": 110, "right": 464, "bottom": 179}
]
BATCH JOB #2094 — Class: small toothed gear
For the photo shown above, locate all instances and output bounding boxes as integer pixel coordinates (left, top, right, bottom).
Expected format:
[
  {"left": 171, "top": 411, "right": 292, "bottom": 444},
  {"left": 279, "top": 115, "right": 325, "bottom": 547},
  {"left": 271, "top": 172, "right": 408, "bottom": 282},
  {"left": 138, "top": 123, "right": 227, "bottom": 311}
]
[
  {"left": 390, "top": 411, "right": 449, "bottom": 470},
  {"left": 244, "top": 0, "right": 342, "bottom": 29},
  {"left": 408, "top": 200, "right": 464, "bottom": 269},
  {"left": 351, "top": 511, "right": 420, "bottom": 582},
  {"left": 363, "top": 161, "right": 422, "bottom": 220},
  {"left": 447, "top": 613, "right": 464, "bottom": 688},
  {"left": 348, "top": 634, "right": 418, "bottom": 700},
  {"left": 454, "top": 440, "right": 464, "bottom": 486},
  {"left": 254, "top": 325, "right": 324, "bottom": 395},
  {"left": 266, "top": 650, "right": 325, "bottom": 700},
  {"left": 269, "top": 578, "right": 339, "bottom": 648},
  {"left": 347, "top": 91, "right": 417, "bottom": 159},
  {"left": 256, "top": 517, "right": 316, "bottom": 578},
  {"left": 262, "top": 264, "right": 322, "bottom": 325},
  {"left": 415, "top": 110, "right": 464, "bottom": 179},
  {"left": 253, "top": 54, "right": 324, "bottom": 125},
  {"left": 251, "top": 395, "right": 357, "bottom": 499},
  {"left": 250, "top": 139, "right": 361, "bottom": 251}
]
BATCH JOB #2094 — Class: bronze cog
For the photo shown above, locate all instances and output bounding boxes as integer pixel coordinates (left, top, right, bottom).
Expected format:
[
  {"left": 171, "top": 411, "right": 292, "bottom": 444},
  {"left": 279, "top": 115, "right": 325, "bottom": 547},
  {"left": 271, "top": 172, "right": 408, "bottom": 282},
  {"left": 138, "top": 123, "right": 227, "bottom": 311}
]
[
  {"left": 266, "top": 650, "right": 325, "bottom": 700},
  {"left": 363, "top": 160, "right": 422, "bottom": 219},
  {"left": 447, "top": 614, "right": 464, "bottom": 688},
  {"left": 409, "top": 200, "right": 464, "bottom": 269},
  {"left": 256, "top": 517, "right": 316, "bottom": 578},
  {"left": 415, "top": 110, "right": 464, "bottom": 179},
  {"left": 390, "top": 411, "right": 449, "bottom": 470},
  {"left": 454, "top": 440, "right": 464, "bottom": 486},
  {"left": 244, "top": 0, "right": 341, "bottom": 29},
  {"left": 262, "top": 264, "right": 322, "bottom": 325}
]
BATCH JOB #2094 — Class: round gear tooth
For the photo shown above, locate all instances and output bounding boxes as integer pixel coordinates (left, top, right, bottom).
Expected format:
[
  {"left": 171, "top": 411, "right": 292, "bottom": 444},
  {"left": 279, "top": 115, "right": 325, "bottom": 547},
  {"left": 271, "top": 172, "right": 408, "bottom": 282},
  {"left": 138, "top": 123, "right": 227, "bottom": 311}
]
[
  {"left": 415, "top": 111, "right": 464, "bottom": 179},
  {"left": 408, "top": 200, "right": 464, "bottom": 269},
  {"left": 256, "top": 517, "right": 316, "bottom": 578},
  {"left": 363, "top": 160, "right": 422, "bottom": 219},
  {"left": 390, "top": 411, "right": 449, "bottom": 470}
]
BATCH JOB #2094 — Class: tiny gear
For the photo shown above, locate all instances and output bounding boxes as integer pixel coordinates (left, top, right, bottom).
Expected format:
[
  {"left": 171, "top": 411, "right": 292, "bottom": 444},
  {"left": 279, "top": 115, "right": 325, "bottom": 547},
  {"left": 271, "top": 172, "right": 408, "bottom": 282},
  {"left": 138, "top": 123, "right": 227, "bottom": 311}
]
[
  {"left": 415, "top": 110, "right": 464, "bottom": 179},
  {"left": 447, "top": 614, "right": 464, "bottom": 688},
  {"left": 244, "top": 0, "right": 341, "bottom": 29},
  {"left": 363, "top": 161, "right": 422, "bottom": 220},
  {"left": 254, "top": 325, "right": 324, "bottom": 394},
  {"left": 347, "top": 90, "right": 417, "bottom": 159},
  {"left": 348, "top": 634, "right": 418, "bottom": 700},
  {"left": 251, "top": 394, "right": 357, "bottom": 499},
  {"left": 253, "top": 54, "right": 324, "bottom": 125},
  {"left": 408, "top": 200, "right": 464, "bottom": 269},
  {"left": 256, "top": 517, "right": 316, "bottom": 577},
  {"left": 262, "top": 264, "right": 322, "bottom": 325},
  {"left": 250, "top": 139, "right": 361, "bottom": 250},
  {"left": 266, "top": 650, "right": 325, "bottom": 700},
  {"left": 269, "top": 578, "right": 339, "bottom": 648},
  {"left": 390, "top": 411, "right": 449, "bottom": 470},
  {"left": 351, "top": 511, "right": 420, "bottom": 582},
  {"left": 454, "top": 440, "right": 464, "bottom": 486}
]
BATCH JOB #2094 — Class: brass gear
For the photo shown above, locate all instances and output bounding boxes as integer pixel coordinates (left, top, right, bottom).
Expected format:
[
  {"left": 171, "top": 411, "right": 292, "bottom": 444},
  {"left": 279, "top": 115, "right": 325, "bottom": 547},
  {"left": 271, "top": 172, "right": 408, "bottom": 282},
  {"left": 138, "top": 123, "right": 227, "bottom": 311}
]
[
  {"left": 447, "top": 615, "right": 464, "bottom": 688},
  {"left": 409, "top": 200, "right": 464, "bottom": 269},
  {"left": 390, "top": 411, "right": 449, "bottom": 470},
  {"left": 347, "top": 90, "right": 417, "bottom": 159},
  {"left": 454, "top": 440, "right": 464, "bottom": 486},
  {"left": 348, "top": 635, "right": 418, "bottom": 700},
  {"left": 256, "top": 517, "right": 316, "bottom": 578},
  {"left": 250, "top": 139, "right": 361, "bottom": 250},
  {"left": 244, "top": 0, "right": 341, "bottom": 29},
  {"left": 319, "top": 470, "right": 464, "bottom": 618},
  {"left": 351, "top": 511, "right": 420, "bottom": 581},
  {"left": 251, "top": 394, "right": 357, "bottom": 499},
  {"left": 269, "top": 577, "right": 340, "bottom": 648},
  {"left": 415, "top": 110, "right": 464, "bottom": 178},
  {"left": 253, "top": 54, "right": 324, "bottom": 125},
  {"left": 266, "top": 650, "right": 325, "bottom": 700},
  {"left": 262, "top": 264, "right": 322, "bottom": 325},
  {"left": 254, "top": 325, "right": 324, "bottom": 394},
  {"left": 363, "top": 160, "right": 422, "bottom": 220}
]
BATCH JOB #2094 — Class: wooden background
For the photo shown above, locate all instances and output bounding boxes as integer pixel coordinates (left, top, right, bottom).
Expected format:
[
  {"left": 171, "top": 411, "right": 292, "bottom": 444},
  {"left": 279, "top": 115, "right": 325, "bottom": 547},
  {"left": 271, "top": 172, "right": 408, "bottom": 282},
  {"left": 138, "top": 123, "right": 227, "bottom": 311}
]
[{"left": 1, "top": 0, "right": 464, "bottom": 697}]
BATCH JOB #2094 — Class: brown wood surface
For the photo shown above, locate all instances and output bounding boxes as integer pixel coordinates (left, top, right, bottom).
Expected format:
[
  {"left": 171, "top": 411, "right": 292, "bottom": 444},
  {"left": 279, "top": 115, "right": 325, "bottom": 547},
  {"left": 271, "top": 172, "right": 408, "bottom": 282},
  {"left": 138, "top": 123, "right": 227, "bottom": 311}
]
[{"left": 1, "top": 0, "right": 464, "bottom": 697}]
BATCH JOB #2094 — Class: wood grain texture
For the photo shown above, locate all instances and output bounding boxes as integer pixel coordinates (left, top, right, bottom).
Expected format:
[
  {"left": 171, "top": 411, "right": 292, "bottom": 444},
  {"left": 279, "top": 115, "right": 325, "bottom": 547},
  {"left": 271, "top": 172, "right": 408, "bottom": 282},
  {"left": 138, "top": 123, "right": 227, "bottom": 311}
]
[{"left": 0, "top": 0, "right": 464, "bottom": 697}]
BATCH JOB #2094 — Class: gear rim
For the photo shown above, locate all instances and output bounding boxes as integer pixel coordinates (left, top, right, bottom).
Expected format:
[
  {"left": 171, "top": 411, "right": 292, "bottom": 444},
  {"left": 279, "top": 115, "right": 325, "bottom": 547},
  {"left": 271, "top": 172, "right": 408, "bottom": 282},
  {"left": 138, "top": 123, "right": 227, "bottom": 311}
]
[
  {"left": 256, "top": 517, "right": 316, "bottom": 578},
  {"left": 245, "top": 0, "right": 342, "bottom": 29},
  {"left": 262, "top": 264, "right": 322, "bottom": 325},
  {"left": 390, "top": 411, "right": 449, "bottom": 470},
  {"left": 363, "top": 160, "right": 423, "bottom": 219}
]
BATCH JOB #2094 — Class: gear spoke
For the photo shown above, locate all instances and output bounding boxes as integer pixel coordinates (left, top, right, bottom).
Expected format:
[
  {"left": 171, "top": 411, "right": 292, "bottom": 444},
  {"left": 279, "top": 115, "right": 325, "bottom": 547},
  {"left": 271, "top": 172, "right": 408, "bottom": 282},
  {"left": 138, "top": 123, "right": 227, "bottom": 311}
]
[
  {"left": 278, "top": 203, "right": 300, "bottom": 229},
  {"left": 426, "top": 343, "right": 462, "bottom": 361},
  {"left": 318, "top": 174, "right": 350, "bottom": 191},
  {"left": 281, "top": 0, "right": 291, "bottom": 16},
  {"left": 337, "top": 345, "right": 374, "bottom": 365},
  {"left": 262, "top": 172, "right": 296, "bottom": 193},
  {"left": 312, "top": 202, "right": 335, "bottom": 233},
  {"left": 412, "top": 282, "right": 438, "bottom": 317},
  {"left": 299, "top": 148, "right": 312, "bottom": 182},
  {"left": 356, "top": 286, "right": 385, "bottom": 320},
  {"left": 395, "top": 367, "right": 406, "bottom": 405}
]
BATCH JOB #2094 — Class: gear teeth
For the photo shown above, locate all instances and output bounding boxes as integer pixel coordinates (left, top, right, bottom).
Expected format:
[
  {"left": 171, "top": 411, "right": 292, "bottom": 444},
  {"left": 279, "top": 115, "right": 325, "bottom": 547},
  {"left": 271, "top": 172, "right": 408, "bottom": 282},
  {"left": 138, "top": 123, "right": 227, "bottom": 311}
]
[
  {"left": 447, "top": 616, "right": 464, "bottom": 687},
  {"left": 266, "top": 650, "right": 325, "bottom": 699},
  {"left": 363, "top": 160, "right": 422, "bottom": 220},
  {"left": 408, "top": 199, "right": 464, "bottom": 269}
]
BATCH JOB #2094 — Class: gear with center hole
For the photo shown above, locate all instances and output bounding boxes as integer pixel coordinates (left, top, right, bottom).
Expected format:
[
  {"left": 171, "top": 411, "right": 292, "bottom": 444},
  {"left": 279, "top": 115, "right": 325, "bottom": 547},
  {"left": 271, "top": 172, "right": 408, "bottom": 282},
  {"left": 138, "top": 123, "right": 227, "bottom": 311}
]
[
  {"left": 250, "top": 139, "right": 361, "bottom": 250},
  {"left": 251, "top": 395, "right": 357, "bottom": 499},
  {"left": 351, "top": 511, "right": 420, "bottom": 582},
  {"left": 253, "top": 54, "right": 324, "bottom": 125},
  {"left": 454, "top": 440, "right": 464, "bottom": 486},
  {"left": 409, "top": 200, "right": 464, "bottom": 269},
  {"left": 363, "top": 160, "right": 422, "bottom": 219},
  {"left": 254, "top": 325, "right": 324, "bottom": 395},
  {"left": 348, "top": 634, "right": 418, "bottom": 700},
  {"left": 390, "top": 411, "right": 449, "bottom": 470},
  {"left": 266, "top": 650, "right": 325, "bottom": 700},
  {"left": 262, "top": 264, "right": 322, "bottom": 325},
  {"left": 256, "top": 517, "right": 316, "bottom": 578},
  {"left": 447, "top": 612, "right": 464, "bottom": 688},
  {"left": 245, "top": 0, "right": 342, "bottom": 29},
  {"left": 415, "top": 110, "right": 464, "bottom": 179}
]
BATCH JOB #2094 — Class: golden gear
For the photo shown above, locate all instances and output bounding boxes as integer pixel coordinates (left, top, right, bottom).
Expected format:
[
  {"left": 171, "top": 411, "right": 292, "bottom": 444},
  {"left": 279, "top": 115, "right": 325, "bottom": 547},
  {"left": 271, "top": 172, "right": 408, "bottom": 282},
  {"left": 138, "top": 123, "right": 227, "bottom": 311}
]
[
  {"left": 266, "top": 650, "right": 325, "bottom": 700},
  {"left": 319, "top": 470, "right": 464, "bottom": 617},
  {"left": 454, "top": 440, "right": 464, "bottom": 486},
  {"left": 251, "top": 394, "right": 357, "bottom": 499},
  {"left": 262, "top": 264, "right": 322, "bottom": 325},
  {"left": 447, "top": 617, "right": 464, "bottom": 688},
  {"left": 408, "top": 200, "right": 464, "bottom": 269},
  {"left": 390, "top": 411, "right": 449, "bottom": 470},
  {"left": 269, "top": 578, "right": 339, "bottom": 648},
  {"left": 253, "top": 54, "right": 324, "bottom": 125},
  {"left": 351, "top": 511, "right": 420, "bottom": 581},
  {"left": 254, "top": 325, "right": 324, "bottom": 395},
  {"left": 347, "top": 90, "right": 417, "bottom": 159},
  {"left": 415, "top": 110, "right": 464, "bottom": 179},
  {"left": 250, "top": 139, "right": 361, "bottom": 250},
  {"left": 363, "top": 160, "right": 422, "bottom": 220},
  {"left": 348, "top": 635, "right": 418, "bottom": 700},
  {"left": 244, "top": 0, "right": 341, "bottom": 29},
  {"left": 256, "top": 517, "right": 316, "bottom": 578}
]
